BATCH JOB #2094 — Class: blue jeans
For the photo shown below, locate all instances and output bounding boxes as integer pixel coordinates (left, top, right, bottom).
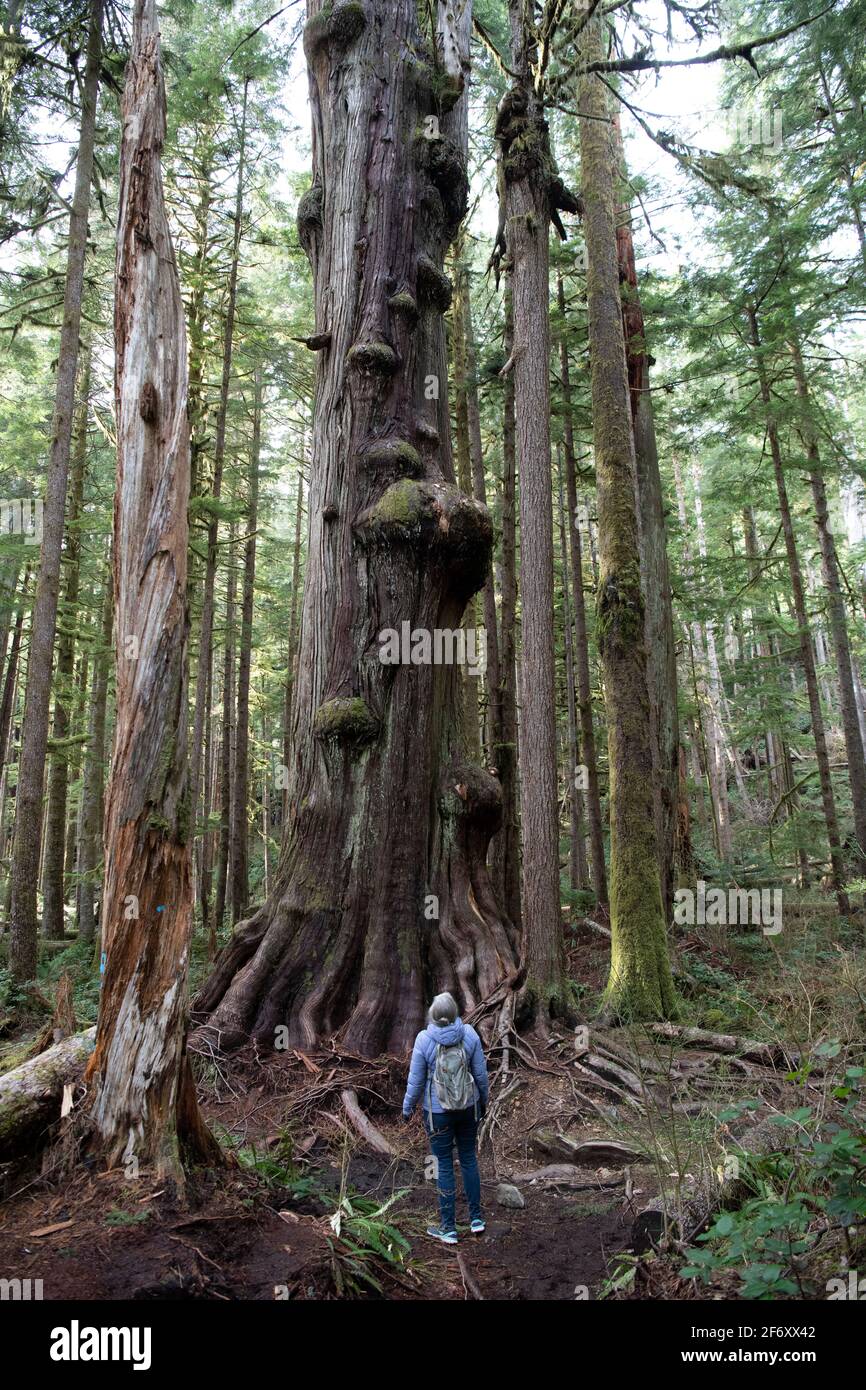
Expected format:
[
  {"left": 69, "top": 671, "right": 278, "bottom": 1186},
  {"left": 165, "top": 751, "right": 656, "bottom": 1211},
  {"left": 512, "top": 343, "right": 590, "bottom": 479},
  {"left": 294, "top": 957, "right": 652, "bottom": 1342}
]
[{"left": 424, "top": 1106, "right": 482, "bottom": 1231}]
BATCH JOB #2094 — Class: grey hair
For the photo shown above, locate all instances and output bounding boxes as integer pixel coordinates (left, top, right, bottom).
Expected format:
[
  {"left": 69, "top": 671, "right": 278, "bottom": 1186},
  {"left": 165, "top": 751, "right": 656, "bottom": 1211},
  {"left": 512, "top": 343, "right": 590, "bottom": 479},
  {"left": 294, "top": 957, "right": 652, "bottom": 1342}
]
[{"left": 428, "top": 992, "right": 458, "bottom": 1025}]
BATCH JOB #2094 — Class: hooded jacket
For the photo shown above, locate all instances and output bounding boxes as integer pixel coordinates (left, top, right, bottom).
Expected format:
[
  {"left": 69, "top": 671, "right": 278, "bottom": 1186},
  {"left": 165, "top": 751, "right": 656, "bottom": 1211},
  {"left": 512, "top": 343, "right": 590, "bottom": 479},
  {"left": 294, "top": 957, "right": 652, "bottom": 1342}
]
[{"left": 402, "top": 1019, "right": 489, "bottom": 1118}]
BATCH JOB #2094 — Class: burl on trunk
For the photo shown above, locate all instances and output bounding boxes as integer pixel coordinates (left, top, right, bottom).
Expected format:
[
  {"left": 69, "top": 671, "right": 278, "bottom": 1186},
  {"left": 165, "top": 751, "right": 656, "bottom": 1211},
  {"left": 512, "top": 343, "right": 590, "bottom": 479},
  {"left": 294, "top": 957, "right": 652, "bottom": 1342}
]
[{"left": 196, "top": 0, "right": 518, "bottom": 1057}]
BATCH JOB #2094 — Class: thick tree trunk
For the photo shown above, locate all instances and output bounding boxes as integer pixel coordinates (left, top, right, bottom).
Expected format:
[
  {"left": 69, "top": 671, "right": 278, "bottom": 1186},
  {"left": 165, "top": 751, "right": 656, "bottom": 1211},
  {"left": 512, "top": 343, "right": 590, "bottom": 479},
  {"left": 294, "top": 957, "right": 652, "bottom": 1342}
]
[
  {"left": 8, "top": 0, "right": 103, "bottom": 981},
  {"left": 460, "top": 257, "right": 502, "bottom": 763},
  {"left": 214, "top": 523, "right": 237, "bottom": 932},
  {"left": 451, "top": 259, "right": 482, "bottom": 762},
  {"left": 747, "top": 304, "right": 848, "bottom": 913},
  {"left": 557, "top": 454, "right": 588, "bottom": 891},
  {"left": 578, "top": 15, "right": 677, "bottom": 1020},
  {"left": 281, "top": 459, "right": 305, "bottom": 823},
  {"left": 196, "top": 0, "right": 516, "bottom": 1056},
  {"left": 490, "top": 282, "right": 522, "bottom": 928},
  {"left": 230, "top": 372, "right": 261, "bottom": 923},
  {"left": 85, "top": 0, "right": 219, "bottom": 1178},
  {"left": 495, "top": 4, "right": 570, "bottom": 1023}
]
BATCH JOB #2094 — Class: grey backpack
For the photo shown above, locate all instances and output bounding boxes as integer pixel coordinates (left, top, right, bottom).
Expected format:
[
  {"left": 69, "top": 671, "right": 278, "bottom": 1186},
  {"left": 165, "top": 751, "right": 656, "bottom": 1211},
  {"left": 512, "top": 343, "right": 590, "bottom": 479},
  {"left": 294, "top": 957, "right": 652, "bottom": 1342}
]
[{"left": 431, "top": 1041, "right": 476, "bottom": 1114}]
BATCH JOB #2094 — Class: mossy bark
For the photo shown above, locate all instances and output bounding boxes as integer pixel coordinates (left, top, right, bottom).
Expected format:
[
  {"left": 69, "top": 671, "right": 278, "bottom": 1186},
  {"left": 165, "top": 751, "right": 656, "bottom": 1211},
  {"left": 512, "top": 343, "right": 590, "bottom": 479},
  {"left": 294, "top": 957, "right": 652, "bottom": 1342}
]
[
  {"left": 578, "top": 16, "right": 677, "bottom": 1021},
  {"left": 612, "top": 116, "right": 679, "bottom": 920},
  {"left": 195, "top": 0, "right": 517, "bottom": 1057}
]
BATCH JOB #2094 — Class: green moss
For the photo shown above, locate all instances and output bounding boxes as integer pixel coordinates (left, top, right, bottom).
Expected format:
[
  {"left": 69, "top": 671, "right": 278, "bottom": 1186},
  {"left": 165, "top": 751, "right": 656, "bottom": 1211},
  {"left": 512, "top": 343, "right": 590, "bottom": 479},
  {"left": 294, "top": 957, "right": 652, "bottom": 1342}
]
[
  {"left": 347, "top": 341, "right": 399, "bottom": 376},
  {"left": 364, "top": 478, "right": 426, "bottom": 529},
  {"left": 416, "top": 255, "right": 452, "bottom": 312},
  {"left": 599, "top": 784, "right": 680, "bottom": 1023},
  {"left": 303, "top": 5, "right": 332, "bottom": 55},
  {"left": 303, "top": 2, "right": 366, "bottom": 56},
  {"left": 388, "top": 290, "right": 418, "bottom": 326},
  {"left": 596, "top": 568, "right": 645, "bottom": 653},
  {"left": 329, "top": 1, "right": 366, "bottom": 45},
  {"left": 364, "top": 439, "right": 423, "bottom": 478},
  {"left": 313, "top": 696, "right": 379, "bottom": 747},
  {"left": 431, "top": 69, "right": 463, "bottom": 112}
]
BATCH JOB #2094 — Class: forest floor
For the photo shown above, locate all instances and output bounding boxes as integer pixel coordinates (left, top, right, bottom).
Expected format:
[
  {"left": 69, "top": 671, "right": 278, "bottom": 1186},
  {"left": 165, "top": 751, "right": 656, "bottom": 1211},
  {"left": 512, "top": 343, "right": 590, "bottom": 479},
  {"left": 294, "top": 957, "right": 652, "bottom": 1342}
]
[{"left": 0, "top": 907, "right": 864, "bottom": 1300}]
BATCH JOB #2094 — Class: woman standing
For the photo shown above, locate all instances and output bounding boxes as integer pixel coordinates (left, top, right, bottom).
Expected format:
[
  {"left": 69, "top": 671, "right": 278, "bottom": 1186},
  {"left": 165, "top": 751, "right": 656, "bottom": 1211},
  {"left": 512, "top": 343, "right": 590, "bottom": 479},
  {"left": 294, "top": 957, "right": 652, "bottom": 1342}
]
[{"left": 402, "top": 992, "right": 489, "bottom": 1245}]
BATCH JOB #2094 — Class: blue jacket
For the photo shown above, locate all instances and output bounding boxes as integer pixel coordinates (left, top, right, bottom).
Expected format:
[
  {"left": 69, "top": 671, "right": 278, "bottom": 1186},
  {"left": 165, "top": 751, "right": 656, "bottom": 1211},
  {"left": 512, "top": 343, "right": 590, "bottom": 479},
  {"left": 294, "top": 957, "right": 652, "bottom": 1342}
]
[{"left": 402, "top": 1019, "right": 489, "bottom": 1118}]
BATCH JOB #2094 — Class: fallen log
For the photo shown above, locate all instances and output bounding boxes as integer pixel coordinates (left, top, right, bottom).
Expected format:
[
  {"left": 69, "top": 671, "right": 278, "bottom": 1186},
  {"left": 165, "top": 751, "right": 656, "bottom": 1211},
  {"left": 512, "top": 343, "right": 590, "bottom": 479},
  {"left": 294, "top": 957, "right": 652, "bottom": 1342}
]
[
  {"left": 0, "top": 1027, "right": 95, "bottom": 1163},
  {"left": 530, "top": 1131, "right": 647, "bottom": 1166},
  {"left": 647, "top": 1022, "right": 803, "bottom": 1069},
  {"left": 514, "top": 1163, "right": 627, "bottom": 1188},
  {"left": 339, "top": 1088, "right": 396, "bottom": 1157}
]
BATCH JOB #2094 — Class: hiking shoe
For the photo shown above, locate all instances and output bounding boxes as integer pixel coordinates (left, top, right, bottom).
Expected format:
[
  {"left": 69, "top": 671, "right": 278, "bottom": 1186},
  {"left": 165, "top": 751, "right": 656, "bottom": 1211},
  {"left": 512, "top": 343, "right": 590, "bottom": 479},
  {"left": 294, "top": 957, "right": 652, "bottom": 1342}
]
[
  {"left": 470, "top": 1218, "right": 485, "bottom": 1235},
  {"left": 427, "top": 1226, "right": 458, "bottom": 1245}
]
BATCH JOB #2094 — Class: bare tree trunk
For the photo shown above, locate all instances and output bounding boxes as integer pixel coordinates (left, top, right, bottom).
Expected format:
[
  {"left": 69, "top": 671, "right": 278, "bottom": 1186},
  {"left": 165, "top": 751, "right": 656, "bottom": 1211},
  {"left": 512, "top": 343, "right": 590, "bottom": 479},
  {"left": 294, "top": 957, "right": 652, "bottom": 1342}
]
[
  {"left": 230, "top": 372, "right": 261, "bottom": 923},
  {"left": 578, "top": 14, "right": 676, "bottom": 1019},
  {"left": 451, "top": 256, "right": 482, "bottom": 762},
  {"left": 557, "top": 452, "right": 588, "bottom": 891},
  {"left": 76, "top": 561, "right": 112, "bottom": 942},
  {"left": 747, "top": 304, "right": 848, "bottom": 913},
  {"left": 495, "top": 2, "right": 571, "bottom": 1023},
  {"left": 788, "top": 333, "right": 866, "bottom": 863},
  {"left": 461, "top": 257, "right": 502, "bottom": 763},
  {"left": 214, "top": 523, "right": 237, "bottom": 933},
  {"left": 85, "top": 0, "right": 219, "bottom": 1179},
  {"left": 42, "top": 349, "right": 90, "bottom": 938},
  {"left": 490, "top": 282, "right": 522, "bottom": 928},
  {"left": 557, "top": 271, "right": 607, "bottom": 905},
  {"left": 9, "top": 0, "right": 103, "bottom": 981},
  {"left": 281, "top": 459, "right": 304, "bottom": 823},
  {"left": 188, "top": 78, "right": 249, "bottom": 893}
]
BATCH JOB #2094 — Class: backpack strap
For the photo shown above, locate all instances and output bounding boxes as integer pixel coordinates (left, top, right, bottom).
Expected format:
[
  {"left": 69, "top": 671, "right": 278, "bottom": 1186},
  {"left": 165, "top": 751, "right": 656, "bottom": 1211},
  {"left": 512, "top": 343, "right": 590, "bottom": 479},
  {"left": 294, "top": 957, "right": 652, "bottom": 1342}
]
[{"left": 427, "top": 1043, "right": 437, "bottom": 1128}]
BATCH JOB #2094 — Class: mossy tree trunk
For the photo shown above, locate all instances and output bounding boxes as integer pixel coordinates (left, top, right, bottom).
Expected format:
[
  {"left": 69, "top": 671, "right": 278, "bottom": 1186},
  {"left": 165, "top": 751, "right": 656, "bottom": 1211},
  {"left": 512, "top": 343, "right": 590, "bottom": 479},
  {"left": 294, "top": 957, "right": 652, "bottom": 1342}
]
[
  {"left": 578, "top": 15, "right": 677, "bottom": 1021},
  {"left": 196, "top": 0, "right": 517, "bottom": 1057},
  {"left": 86, "top": 0, "right": 219, "bottom": 1179},
  {"left": 612, "top": 116, "right": 679, "bottom": 919}
]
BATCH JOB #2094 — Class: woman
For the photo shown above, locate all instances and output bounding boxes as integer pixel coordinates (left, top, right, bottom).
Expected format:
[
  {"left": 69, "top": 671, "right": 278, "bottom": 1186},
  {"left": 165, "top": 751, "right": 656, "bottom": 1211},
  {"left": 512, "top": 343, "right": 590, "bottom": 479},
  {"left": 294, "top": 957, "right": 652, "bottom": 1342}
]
[{"left": 402, "top": 992, "right": 489, "bottom": 1245}]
